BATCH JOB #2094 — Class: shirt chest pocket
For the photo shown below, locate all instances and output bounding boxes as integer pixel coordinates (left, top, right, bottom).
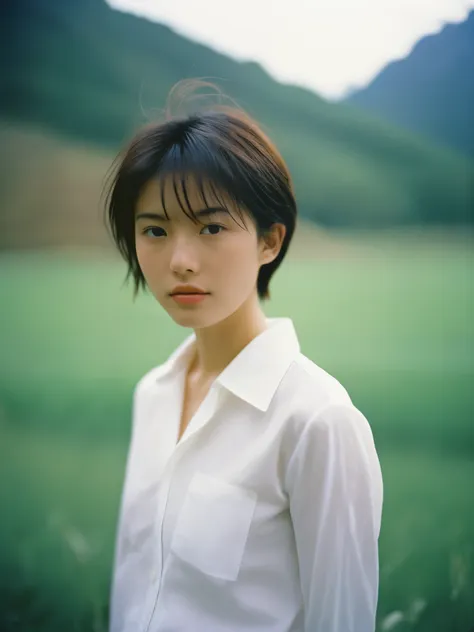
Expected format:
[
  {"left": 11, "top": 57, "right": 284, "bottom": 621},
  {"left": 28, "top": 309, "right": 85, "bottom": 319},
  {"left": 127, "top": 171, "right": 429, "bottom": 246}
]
[{"left": 170, "top": 471, "right": 258, "bottom": 581}]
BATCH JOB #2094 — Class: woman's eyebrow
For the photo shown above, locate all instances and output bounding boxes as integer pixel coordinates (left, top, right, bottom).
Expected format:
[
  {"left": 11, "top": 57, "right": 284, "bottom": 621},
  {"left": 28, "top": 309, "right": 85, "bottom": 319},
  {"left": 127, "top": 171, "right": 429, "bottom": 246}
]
[{"left": 135, "top": 207, "right": 230, "bottom": 222}]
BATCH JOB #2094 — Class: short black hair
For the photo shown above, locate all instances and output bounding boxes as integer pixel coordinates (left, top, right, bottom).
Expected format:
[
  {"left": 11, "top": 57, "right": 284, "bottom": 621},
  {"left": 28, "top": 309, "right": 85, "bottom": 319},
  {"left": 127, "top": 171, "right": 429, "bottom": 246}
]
[{"left": 104, "top": 81, "right": 297, "bottom": 300}]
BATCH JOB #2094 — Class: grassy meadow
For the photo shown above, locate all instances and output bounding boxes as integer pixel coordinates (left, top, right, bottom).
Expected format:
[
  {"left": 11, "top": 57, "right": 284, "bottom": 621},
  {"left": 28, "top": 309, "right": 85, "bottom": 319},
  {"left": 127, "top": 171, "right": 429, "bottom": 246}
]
[{"left": 0, "top": 232, "right": 473, "bottom": 631}]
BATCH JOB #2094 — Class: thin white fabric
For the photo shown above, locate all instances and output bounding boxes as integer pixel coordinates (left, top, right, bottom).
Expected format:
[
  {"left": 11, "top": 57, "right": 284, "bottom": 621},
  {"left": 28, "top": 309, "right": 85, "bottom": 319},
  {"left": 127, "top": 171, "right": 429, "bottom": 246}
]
[{"left": 109, "top": 318, "right": 383, "bottom": 632}]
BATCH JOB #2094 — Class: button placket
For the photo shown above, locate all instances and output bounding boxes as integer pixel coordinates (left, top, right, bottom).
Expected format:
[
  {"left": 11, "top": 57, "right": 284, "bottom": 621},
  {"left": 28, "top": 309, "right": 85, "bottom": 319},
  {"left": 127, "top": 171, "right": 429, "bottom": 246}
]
[{"left": 142, "top": 385, "right": 221, "bottom": 632}]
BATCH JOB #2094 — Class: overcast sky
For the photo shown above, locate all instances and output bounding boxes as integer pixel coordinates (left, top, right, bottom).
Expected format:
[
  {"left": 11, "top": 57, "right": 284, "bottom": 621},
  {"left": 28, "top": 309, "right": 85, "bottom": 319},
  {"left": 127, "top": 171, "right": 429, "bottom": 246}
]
[{"left": 108, "top": 0, "right": 474, "bottom": 99}]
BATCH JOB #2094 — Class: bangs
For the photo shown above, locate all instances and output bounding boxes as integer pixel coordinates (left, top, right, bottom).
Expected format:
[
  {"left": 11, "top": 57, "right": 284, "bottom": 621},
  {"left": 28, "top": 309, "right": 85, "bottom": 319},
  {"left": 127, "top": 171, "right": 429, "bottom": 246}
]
[{"left": 154, "top": 142, "right": 248, "bottom": 229}]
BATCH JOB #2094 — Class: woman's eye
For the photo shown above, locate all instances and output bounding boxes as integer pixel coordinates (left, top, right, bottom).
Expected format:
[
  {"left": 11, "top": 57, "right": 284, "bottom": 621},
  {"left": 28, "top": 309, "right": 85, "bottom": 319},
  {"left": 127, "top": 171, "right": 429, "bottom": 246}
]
[
  {"left": 201, "top": 224, "right": 224, "bottom": 235},
  {"left": 143, "top": 226, "right": 165, "bottom": 238}
]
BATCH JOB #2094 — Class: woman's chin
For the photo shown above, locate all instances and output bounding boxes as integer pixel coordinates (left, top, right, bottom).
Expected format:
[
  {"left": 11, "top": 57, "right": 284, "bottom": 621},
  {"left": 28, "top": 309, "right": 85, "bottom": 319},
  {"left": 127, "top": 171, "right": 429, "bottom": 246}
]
[
  {"left": 167, "top": 305, "right": 229, "bottom": 330},
  {"left": 168, "top": 309, "right": 210, "bottom": 329}
]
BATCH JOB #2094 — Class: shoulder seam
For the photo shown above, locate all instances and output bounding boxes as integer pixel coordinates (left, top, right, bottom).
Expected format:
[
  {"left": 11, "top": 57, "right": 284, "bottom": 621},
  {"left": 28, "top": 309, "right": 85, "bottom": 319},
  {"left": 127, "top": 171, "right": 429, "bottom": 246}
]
[{"left": 292, "top": 354, "right": 352, "bottom": 404}]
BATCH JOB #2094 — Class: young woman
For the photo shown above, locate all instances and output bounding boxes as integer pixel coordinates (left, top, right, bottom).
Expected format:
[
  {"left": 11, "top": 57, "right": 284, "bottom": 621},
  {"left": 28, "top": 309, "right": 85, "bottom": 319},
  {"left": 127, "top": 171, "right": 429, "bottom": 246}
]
[{"left": 105, "top": 85, "right": 383, "bottom": 632}]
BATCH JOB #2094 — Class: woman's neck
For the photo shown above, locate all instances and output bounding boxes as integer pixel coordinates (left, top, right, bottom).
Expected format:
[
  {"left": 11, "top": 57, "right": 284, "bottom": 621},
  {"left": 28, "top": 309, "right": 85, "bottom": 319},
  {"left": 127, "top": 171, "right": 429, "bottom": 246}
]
[{"left": 189, "top": 293, "right": 268, "bottom": 381}]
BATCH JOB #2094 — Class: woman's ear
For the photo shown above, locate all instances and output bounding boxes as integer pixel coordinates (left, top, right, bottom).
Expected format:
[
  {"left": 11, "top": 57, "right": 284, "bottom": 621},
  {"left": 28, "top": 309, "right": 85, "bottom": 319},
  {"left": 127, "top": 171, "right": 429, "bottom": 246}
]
[{"left": 259, "top": 223, "right": 286, "bottom": 266}]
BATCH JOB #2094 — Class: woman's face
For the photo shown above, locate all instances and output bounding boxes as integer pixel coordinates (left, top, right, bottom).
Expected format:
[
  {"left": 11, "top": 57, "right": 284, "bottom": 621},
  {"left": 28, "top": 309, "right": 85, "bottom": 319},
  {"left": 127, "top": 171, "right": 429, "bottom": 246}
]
[{"left": 134, "top": 177, "right": 282, "bottom": 329}]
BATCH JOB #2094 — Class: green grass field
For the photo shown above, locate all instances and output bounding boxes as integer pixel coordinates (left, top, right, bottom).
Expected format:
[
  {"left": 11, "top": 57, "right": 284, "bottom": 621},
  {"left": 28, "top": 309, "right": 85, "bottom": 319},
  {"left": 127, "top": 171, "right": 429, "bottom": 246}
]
[{"left": 0, "top": 236, "right": 473, "bottom": 631}]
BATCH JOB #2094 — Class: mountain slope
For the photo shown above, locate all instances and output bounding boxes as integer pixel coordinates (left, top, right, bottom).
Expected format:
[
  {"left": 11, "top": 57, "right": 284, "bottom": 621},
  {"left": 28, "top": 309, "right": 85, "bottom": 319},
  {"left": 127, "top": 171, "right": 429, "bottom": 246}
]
[
  {"left": 346, "top": 11, "right": 474, "bottom": 158},
  {"left": 1, "top": 0, "right": 473, "bottom": 228}
]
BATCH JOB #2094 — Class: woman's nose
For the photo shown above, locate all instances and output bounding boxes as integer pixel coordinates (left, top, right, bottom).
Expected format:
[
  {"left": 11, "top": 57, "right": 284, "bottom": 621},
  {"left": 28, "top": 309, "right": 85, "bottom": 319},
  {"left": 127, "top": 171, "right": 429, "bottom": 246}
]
[{"left": 169, "top": 236, "right": 199, "bottom": 275}]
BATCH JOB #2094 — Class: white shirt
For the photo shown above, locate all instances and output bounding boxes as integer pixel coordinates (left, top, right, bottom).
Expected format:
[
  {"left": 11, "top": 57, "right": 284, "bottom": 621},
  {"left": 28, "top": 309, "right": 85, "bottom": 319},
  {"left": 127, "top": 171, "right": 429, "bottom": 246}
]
[{"left": 109, "top": 317, "right": 383, "bottom": 632}]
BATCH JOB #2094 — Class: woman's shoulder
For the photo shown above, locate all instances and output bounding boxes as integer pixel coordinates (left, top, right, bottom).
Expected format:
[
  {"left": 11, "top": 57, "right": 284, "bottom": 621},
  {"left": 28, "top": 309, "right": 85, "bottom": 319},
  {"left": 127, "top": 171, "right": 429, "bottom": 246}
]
[
  {"left": 273, "top": 351, "right": 367, "bottom": 441},
  {"left": 277, "top": 354, "right": 376, "bottom": 466},
  {"left": 132, "top": 361, "right": 170, "bottom": 400},
  {"left": 282, "top": 352, "right": 353, "bottom": 412},
  {"left": 133, "top": 335, "right": 195, "bottom": 398}
]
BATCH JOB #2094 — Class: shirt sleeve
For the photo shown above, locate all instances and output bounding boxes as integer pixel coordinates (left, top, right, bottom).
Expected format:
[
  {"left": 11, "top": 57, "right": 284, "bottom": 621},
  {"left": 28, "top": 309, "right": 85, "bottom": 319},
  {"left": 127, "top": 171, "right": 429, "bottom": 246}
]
[{"left": 284, "top": 402, "right": 383, "bottom": 632}]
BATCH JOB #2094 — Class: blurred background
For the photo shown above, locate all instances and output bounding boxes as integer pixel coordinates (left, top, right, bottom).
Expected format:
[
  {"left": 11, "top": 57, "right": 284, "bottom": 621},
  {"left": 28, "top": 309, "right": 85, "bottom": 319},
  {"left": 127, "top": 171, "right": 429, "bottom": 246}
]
[{"left": 0, "top": 1, "right": 473, "bottom": 630}]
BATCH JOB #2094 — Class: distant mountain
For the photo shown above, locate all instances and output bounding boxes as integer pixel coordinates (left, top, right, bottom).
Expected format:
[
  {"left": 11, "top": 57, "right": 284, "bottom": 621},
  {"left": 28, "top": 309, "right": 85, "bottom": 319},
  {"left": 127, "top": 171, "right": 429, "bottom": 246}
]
[
  {"left": 346, "top": 11, "right": 474, "bottom": 158},
  {"left": 1, "top": 0, "right": 473, "bottom": 228}
]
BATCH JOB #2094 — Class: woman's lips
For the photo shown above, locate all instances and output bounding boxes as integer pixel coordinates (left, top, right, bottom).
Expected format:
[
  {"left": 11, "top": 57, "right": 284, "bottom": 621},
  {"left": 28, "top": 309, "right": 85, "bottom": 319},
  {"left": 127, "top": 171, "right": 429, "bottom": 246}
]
[{"left": 171, "top": 293, "right": 209, "bottom": 305}]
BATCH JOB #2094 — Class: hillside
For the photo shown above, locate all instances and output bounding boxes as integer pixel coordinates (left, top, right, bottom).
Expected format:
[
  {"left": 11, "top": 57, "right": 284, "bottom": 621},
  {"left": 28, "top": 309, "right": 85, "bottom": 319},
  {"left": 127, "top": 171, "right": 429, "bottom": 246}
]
[
  {"left": 1, "top": 0, "right": 473, "bottom": 232},
  {"left": 346, "top": 11, "right": 474, "bottom": 159}
]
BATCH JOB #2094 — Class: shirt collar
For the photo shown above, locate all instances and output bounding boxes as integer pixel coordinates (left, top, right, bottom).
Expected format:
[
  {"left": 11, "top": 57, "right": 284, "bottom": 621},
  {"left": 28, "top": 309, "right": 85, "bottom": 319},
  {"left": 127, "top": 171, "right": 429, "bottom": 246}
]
[{"left": 157, "top": 318, "right": 300, "bottom": 412}]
